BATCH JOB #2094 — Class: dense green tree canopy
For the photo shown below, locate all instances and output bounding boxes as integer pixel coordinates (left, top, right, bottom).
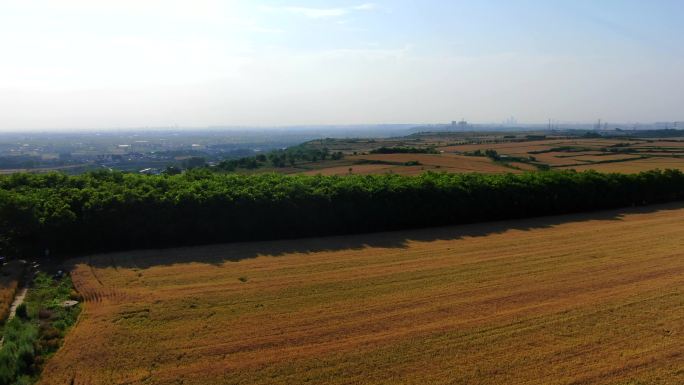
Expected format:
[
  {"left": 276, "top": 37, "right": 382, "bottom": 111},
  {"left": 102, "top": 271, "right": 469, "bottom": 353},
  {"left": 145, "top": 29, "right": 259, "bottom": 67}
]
[{"left": 1, "top": 169, "right": 683, "bottom": 257}]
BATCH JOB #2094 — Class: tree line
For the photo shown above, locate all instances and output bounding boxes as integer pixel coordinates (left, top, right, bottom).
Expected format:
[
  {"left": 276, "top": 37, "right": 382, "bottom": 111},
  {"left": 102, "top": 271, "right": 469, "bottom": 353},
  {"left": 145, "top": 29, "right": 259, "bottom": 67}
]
[
  {"left": 369, "top": 146, "right": 438, "bottom": 154},
  {"left": 215, "top": 145, "right": 343, "bottom": 171},
  {"left": 463, "top": 149, "right": 549, "bottom": 170},
  {"left": 1, "top": 169, "right": 684, "bottom": 257}
]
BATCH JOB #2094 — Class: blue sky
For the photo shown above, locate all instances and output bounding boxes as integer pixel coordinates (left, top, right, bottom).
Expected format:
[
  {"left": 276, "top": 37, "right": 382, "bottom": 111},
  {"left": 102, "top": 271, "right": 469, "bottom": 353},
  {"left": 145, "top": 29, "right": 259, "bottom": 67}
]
[{"left": 0, "top": 0, "right": 682, "bottom": 129}]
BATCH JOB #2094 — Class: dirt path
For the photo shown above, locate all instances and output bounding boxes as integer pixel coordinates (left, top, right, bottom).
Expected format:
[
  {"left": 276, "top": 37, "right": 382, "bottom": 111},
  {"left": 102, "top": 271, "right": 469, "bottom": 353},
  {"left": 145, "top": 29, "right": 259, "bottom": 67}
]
[
  {"left": 7, "top": 287, "right": 28, "bottom": 320},
  {"left": 0, "top": 281, "right": 30, "bottom": 348}
]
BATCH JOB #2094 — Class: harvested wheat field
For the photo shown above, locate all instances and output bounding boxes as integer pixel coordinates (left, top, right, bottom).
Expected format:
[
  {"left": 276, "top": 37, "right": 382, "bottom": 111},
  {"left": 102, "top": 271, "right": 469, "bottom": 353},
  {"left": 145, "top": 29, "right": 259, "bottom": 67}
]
[
  {"left": 568, "top": 154, "right": 643, "bottom": 162},
  {"left": 302, "top": 154, "right": 516, "bottom": 176},
  {"left": 439, "top": 139, "right": 633, "bottom": 156},
  {"left": 439, "top": 140, "right": 569, "bottom": 154},
  {"left": 40, "top": 204, "right": 684, "bottom": 385},
  {"left": 301, "top": 163, "right": 396, "bottom": 175},
  {"left": 352, "top": 153, "right": 516, "bottom": 173},
  {"left": 632, "top": 141, "right": 684, "bottom": 149},
  {"left": 532, "top": 152, "right": 592, "bottom": 166},
  {"left": 562, "top": 157, "right": 684, "bottom": 173}
]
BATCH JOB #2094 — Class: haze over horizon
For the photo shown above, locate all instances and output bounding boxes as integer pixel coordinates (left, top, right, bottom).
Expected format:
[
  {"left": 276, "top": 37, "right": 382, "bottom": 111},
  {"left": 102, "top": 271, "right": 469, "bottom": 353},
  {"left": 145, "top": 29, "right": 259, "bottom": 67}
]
[{"left": 1, "top": 0, "right": 683, "bottom": 131}]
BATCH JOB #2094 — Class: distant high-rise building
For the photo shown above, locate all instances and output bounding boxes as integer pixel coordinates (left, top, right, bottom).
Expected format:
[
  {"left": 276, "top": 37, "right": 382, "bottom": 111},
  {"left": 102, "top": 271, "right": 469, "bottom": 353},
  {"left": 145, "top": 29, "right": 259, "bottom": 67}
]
[
  {"left": 503, "top": 116, "right": 517, "bottom": 125},
  {"left": 450, "top": 119, "right": 468, "bottom": 130}
]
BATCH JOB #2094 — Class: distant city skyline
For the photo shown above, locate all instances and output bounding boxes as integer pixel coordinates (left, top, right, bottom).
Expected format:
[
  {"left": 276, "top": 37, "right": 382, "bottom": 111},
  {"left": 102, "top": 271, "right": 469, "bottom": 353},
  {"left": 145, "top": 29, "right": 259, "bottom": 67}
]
[{"left": 1, "top": 0, "right": 683, "bottom": 130}]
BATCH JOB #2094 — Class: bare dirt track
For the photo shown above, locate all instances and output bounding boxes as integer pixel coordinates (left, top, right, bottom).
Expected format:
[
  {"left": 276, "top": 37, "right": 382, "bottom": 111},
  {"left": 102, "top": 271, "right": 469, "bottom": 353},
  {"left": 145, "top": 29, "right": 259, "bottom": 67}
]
[
  {"left": 39, "top": 204, "right": 684, "bottom": 385},
  {"left": 0, "top": 261, "right": 24, "bottom": 322}
]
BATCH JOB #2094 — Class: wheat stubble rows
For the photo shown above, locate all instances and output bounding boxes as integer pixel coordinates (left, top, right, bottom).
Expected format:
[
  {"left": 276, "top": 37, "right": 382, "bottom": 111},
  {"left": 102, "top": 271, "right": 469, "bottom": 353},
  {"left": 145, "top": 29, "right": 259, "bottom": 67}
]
[{"left": 39, "top": 204, "right": 684, "bottom": 385}]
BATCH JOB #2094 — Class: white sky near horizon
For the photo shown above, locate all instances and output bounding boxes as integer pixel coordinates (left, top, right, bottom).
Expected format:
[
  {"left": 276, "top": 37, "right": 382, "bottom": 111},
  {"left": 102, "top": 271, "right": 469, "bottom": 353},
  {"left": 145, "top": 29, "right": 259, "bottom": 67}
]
[{"left": 0, "top": 0, "right": 683, "bottom": 130}]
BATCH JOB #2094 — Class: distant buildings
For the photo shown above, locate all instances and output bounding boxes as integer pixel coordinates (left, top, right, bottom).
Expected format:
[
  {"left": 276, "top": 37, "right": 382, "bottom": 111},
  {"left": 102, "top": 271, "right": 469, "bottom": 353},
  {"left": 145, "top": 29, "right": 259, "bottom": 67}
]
[
  {"left": 450, "top": 120, "right": 469, "bottom": 130},
  {"left": 503, "top": 117, "right": 518, "bottom": 126},
  {"left": 654, "top": 122, "right": 684, "bottom": 129}
]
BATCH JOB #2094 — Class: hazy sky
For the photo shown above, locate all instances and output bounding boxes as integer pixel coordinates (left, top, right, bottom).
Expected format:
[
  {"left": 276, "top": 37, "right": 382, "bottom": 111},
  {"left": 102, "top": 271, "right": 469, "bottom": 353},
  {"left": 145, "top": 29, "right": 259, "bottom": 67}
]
[{"left": 1, "top": 0, "right": 683, "bottom": 130}]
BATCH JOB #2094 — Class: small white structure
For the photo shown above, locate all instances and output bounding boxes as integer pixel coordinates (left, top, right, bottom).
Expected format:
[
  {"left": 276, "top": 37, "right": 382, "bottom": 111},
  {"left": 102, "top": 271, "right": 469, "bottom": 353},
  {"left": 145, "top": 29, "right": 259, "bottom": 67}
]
[
  {"left": 60, "top": 300, "right": 79, "bottom": 308},
  {"left": 139, "top": 168, "right": 161, "bottom": 175}
]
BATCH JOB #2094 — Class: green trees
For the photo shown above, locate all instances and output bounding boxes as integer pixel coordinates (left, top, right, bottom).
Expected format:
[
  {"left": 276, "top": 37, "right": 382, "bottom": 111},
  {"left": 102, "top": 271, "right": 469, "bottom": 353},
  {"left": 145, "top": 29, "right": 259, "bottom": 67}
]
[
  {"left": 464, "top": 149, "right": 500, "bottom": 160},
  {"left": 0, "top": 169, "right": 683, "bottom": 257},
  {"left": 0, "top": 318, "right": 38, "bottom": 385},
  {"left": 163, "top": 166, "right": 182, "bottom": 175},
  {"left": 215, "top": 145, "right": 342, "bottom": 172}
]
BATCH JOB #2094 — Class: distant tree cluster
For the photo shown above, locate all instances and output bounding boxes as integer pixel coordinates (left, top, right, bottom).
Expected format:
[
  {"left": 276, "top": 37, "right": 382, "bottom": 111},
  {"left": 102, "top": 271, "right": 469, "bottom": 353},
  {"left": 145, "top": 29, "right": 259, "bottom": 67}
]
[
  {"left": 369, "top": 147, "right": 438, "bottom": 154},
  {"left": 215, "top": 146, "right": 343, "bottom": 172},
  {"left": 1, "top": 169, "right": 684, "bottom": 258},
  {"left": 465, "top": 149, "right": 502, "bottom": 160},
  {"left": 465, "top": 149, "right": 546, "bottom": 170}
]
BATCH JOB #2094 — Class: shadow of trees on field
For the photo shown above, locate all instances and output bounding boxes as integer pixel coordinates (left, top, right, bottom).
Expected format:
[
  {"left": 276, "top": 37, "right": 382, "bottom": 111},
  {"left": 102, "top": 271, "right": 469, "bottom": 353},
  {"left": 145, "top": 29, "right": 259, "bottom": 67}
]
[{"left": 76, "top": 202, "right": 684, "bottom": 270}]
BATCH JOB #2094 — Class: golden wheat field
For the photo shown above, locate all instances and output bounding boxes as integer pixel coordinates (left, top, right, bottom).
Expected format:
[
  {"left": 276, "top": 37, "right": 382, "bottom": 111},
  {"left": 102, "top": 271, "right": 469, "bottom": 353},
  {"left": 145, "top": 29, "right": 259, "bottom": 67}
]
[
  {"left": 439, "top": 140, "right": 570, "bottom": 154},
  {"left": 39, "top": 204, "right": 684, "bottom": 385},
  {"left": 562, "top": 157, "right": 684, "bottom": 173},
  {"left": 301, "top": 154, "right": 516, "bottom": 176},
  {"left": 568, "top": 154, "right": 642, "bottom": 162},
  {"left": 352, "top": 154, "right": 516, "bottom": 172},
  {"left": 439, "top": 139, "right": 629, "bottom": 155},
  {"left": 290, "top": 137, "right": 684, "bottom": 176},
  {"left": 301, "top": 163, "right": 396, "bottom": 175},
  {"left": 632, "top": 141, "right": 684, "bottom": 148}
]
